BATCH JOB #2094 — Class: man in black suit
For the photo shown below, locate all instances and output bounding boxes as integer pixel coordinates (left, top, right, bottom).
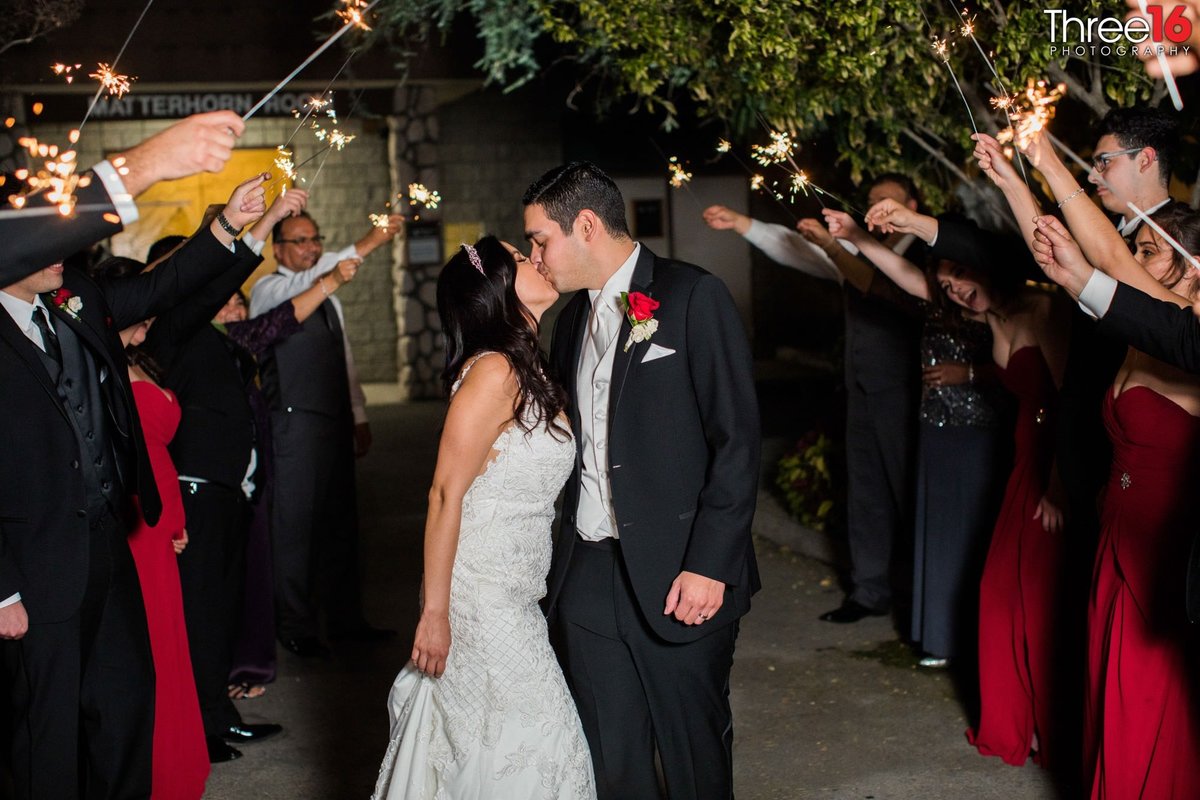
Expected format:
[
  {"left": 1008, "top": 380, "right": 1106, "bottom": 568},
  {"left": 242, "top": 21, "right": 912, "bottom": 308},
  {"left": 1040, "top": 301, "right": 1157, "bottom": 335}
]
[
  {"left": 141, "top": 190, "right": 306, "bottom": 763},
  {"left": 0, "top": 110, "right": 250, "bottom": 798},
  {"left": 529, "top": 162, "right": 760, "bottom": 799},
  {"left": 249, "top": 212, "right": 401, "bottom": 656},
  {"left": 704, "top": 173, "right": 925, "bottom": 625}
]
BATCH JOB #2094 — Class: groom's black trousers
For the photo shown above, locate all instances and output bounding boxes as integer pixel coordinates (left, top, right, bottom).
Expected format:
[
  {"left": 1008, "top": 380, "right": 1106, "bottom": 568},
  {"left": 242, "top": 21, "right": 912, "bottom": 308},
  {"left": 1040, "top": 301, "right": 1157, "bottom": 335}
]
[
  {"left": 555, "top": 538, "right": 736, "bottom": 800},
  {"left": 1, "top": 512, "right": 154, "bottom": 799}
]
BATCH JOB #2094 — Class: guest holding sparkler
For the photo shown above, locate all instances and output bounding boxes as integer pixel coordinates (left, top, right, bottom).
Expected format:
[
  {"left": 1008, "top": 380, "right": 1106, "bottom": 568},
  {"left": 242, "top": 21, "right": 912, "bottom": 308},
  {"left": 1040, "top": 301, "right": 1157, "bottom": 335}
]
[
  {"left": 974, "top": 129, "right": 1200, "bottom": 797},
  {"left": 704, "top": 174, "right": 925, "bottom": 628},
  {"left": 250, "top": 212, "right": 404, "bottom": 657},
  {"left": 795, "top": 214, "right": 1009, "bottom": 673},
  {"left": 823, "top": 201, "right": 1071, "bottom": 771}
]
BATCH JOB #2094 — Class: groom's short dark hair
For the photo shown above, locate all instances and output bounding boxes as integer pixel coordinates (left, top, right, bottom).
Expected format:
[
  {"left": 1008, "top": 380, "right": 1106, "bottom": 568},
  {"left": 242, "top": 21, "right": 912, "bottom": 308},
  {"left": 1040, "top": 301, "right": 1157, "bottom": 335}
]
[{"left": 522, "top": 161, "right": 631, "bottom": 239}]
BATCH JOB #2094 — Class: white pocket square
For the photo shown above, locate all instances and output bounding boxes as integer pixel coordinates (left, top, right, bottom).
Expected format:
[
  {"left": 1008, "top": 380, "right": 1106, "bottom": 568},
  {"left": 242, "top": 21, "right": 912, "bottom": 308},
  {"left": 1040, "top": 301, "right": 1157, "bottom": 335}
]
[{"left": 641, "top": 343, "right": 676, "bottom": 363}]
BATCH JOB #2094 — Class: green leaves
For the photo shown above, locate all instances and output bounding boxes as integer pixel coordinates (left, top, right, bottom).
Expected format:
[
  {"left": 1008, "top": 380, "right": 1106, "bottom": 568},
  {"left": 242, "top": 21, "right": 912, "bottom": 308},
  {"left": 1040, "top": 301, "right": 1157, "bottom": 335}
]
[{"left": 370, "top": 0, "right": 1166, "bottom": 209}]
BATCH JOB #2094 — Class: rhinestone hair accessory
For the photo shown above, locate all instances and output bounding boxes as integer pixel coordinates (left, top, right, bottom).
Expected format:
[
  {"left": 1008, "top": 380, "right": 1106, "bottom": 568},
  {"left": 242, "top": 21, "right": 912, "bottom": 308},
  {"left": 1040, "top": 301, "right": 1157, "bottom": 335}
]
[{"left": 461, "top": 243, "right": 485, "bottom": 276}]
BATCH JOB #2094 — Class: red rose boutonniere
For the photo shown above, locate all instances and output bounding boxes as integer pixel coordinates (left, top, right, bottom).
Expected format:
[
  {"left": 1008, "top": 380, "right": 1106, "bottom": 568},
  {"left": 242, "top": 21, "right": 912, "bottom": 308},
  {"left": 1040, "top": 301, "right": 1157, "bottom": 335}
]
[
  {"left": 51, "top": 288, "right": 83, "bottom": 319},
  {"left": 620, "top": 291, "right": 659, "bottom": 352}
]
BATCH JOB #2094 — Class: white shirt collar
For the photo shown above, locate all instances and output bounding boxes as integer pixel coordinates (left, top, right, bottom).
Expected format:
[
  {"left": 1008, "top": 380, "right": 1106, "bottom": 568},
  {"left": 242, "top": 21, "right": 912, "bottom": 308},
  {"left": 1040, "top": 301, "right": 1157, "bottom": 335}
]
[
  {"left": 0, "top": 289, "right": 49, "bottom": 332},
  {"left": 1118, "top": 197, "right": 1171, "bottom": 237},
  {"left": 588, "top": 243, "right": 641, "bottom": 312}
]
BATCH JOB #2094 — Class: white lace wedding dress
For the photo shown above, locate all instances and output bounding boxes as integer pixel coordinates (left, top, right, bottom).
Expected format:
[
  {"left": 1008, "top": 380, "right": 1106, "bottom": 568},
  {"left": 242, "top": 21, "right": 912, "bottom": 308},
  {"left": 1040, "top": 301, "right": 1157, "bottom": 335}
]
[{"left": 372, "top": 357, "right": 596, "bottom": 800}]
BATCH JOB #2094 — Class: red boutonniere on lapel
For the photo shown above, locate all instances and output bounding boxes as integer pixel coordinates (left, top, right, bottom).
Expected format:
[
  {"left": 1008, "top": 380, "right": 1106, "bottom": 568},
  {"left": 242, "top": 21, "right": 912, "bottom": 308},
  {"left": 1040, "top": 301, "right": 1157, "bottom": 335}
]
[
  {"left": 51, "top": 288, "right": 83, "bottom": 319},
  {"left": 620, "top": 291, "right": 659, "bottom": 352}
]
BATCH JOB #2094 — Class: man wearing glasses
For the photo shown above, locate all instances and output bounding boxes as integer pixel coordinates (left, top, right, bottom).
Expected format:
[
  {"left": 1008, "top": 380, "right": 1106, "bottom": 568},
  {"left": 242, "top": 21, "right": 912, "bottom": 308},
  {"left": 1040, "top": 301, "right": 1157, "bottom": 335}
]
[
  {"left": 1088, "top": 107, "right": 1183, "bottom": 239},
  {"left": 250, "top": 211, "right": 402, "bottom": 657}
]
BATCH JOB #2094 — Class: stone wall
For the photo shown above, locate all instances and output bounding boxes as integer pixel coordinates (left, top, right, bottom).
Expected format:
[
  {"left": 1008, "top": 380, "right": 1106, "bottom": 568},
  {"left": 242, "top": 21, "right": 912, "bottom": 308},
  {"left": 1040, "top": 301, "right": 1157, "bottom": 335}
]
[{"left": 22, "top": 115, "right": 399, "bottom": 382}]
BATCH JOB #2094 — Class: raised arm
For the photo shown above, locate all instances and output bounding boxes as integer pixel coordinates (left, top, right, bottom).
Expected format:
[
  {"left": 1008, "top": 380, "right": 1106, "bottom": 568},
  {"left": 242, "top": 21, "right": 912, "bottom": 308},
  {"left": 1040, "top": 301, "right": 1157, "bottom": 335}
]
[
  {"left": 796, "top": 218, "right": 874, "bottom": 293},
  {"left": 703, "top": 205, "right": 844, "bottom": 283},
  {"left": 411, "top": 353, "right": 517, "bottom": 678},
  {"left": 823, "top": 209, "right": 931, "bottom": 300},
  {"left": 971, "top": 133, "right": 1042, "bottom": 252}
]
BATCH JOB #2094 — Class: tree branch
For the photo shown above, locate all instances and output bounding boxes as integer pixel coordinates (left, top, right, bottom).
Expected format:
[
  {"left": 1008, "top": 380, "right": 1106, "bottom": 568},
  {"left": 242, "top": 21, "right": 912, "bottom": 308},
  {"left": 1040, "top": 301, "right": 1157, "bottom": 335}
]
[
  {"left": 901, "top": 126, "right": 971, "bottom": 183},
  {"left": 1047, "top": 62, "right": 1110, "bottom": 118}
]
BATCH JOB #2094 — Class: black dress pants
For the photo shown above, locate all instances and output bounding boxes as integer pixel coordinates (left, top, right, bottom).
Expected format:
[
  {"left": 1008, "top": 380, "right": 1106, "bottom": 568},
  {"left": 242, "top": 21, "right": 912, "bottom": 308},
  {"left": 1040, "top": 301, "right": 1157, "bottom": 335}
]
[
  {"left": 2, "top": 513, "right": 154, "bottom": 799},
  {"left": 178, "top": 481, "right": 248, "bottom": 736},
  {"left": 555, "top": 539, "right": 738, "bottom": 800}
]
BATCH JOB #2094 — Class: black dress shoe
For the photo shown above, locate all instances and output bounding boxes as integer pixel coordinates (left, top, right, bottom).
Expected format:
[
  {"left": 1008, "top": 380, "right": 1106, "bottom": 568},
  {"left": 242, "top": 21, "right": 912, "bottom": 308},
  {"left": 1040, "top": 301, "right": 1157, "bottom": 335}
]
[
  {"left": 222, "top": 723, "right": 283, "bottom": 745},
  {"left": 818, "top": 599, "right": 888, "bottom": 624},
  {"left": 329, "top": 625, "right": 397, "bottom": 643},
  {"left": 280, "top": 636, "right": 329, "bottom": 657},
  {"left": 206, "top": 736, "right": 242, "bottom": 763}
]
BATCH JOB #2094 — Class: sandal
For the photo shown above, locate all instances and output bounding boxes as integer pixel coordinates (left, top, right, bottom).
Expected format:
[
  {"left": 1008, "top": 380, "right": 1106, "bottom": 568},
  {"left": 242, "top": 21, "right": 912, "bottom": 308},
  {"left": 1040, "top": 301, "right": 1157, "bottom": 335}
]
[{"left": 227, "top": 682, "right": 267, "bottom": 700}]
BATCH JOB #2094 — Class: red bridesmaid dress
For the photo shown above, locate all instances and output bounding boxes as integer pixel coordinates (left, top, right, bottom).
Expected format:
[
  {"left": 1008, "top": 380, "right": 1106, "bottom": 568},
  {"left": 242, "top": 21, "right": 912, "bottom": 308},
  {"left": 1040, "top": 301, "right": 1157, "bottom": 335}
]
[
  {"left": 968, "top": 345, "right": 1066, "bottom": 767},
  {"left": 130, "top": 381, "right": 210, "bottom": 799},
  {"left": 1086, "top": 384, "right": 1200, "bottom": 798}
]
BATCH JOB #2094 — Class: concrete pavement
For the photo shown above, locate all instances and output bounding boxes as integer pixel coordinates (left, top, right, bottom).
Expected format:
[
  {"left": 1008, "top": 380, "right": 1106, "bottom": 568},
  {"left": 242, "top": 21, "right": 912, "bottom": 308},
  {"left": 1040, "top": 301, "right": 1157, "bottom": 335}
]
[{"left": 203, "top": 400, "right": 1058, "bottom": 799}]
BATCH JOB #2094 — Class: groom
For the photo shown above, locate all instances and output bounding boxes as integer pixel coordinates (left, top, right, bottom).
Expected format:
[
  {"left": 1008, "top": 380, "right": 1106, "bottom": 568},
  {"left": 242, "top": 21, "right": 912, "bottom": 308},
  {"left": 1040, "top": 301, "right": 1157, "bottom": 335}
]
[{"left": 527, "top": 162, "right": 761, "bottom": 799}]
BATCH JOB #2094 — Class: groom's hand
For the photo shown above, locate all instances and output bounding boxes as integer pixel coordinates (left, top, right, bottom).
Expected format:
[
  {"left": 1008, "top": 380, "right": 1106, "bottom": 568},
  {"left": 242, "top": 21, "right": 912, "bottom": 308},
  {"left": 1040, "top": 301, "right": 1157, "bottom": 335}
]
[
  {"left": 0, "top": 601, "right": 28, "bottom": 639},
  {"left": 664, "top": 571, "right": 725, "bottom": 626}
]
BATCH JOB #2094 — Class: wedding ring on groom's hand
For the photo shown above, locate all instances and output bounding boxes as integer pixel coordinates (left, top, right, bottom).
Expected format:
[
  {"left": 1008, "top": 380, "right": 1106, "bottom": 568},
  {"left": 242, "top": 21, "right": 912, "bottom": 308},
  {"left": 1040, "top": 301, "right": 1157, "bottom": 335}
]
[{"left": 696, "top": 613, "right": 707, "bottom": 622}]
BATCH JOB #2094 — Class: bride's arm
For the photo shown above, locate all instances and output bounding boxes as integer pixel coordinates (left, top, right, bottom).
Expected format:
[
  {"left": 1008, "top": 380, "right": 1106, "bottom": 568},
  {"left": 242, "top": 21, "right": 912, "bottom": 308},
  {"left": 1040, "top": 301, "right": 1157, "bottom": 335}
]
[{"left": 413, "top": 353, "right": 518, "bottom": 678}]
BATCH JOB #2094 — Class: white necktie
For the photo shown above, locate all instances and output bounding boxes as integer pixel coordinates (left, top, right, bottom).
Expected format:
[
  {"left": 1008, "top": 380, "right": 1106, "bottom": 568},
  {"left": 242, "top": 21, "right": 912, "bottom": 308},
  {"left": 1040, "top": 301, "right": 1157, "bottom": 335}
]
[{"left": 589, "top": 296, "right": 618, "bottom": 363}]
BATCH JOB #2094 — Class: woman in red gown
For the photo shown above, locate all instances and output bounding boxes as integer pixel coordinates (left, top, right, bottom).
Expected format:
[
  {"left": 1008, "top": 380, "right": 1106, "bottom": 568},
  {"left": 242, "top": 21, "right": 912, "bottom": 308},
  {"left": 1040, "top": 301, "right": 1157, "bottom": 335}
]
[
  {"left": 1030, "top": 206, "right": 1200, "bottom": 798},
  {"left": 978, "top": 132, "right": 1200, "bottom": 796},
  {"left": 114, "top": 290, "right": 209, "bottom": 798}
]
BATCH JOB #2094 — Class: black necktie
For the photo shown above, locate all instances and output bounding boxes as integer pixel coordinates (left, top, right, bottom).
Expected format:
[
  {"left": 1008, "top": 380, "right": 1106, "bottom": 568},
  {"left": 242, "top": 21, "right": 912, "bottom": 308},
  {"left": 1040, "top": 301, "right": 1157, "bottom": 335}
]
[{"left": 30, "top": 307, "right": 62, "bottom": 367}]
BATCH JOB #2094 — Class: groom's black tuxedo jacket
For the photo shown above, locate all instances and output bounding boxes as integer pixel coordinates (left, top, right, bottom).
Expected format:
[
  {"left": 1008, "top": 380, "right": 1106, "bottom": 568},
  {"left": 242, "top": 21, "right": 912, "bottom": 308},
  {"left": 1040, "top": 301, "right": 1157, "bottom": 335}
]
[
  {"left": 0, "top": 225, "right": 246, "bottom": 623},
  {"left": 546, "top": 245, "right": 761, "bottom": 644}
]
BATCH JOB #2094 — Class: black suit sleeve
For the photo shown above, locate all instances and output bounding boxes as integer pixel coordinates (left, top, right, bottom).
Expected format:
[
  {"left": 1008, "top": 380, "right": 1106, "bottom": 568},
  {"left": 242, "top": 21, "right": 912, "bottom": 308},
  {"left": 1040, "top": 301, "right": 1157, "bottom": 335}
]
[
  {"left": 930, "top": 215, "right": 1040, "bottom": 283},
  {"left": 102, "top": 229, "right": 243, "bottom": 331},
  {"left": 0, "top": 179, "right": 121, "bottom": 287},
  {"left": 681, "top": 274, "right": 761, "bottom": 585},
  {"left": 142, "top": 241, "right": 262, "bottom": 370},
  {"left": 1099, "top": 281, "right": 1200, "bottom": 374}
]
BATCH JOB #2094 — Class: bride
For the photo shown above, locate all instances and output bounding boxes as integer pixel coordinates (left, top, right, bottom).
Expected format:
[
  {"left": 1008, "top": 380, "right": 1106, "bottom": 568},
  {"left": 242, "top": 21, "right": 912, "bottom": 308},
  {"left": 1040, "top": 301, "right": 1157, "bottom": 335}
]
[{"left": 372, "top": 237, "right": 596, "bottom": 799}]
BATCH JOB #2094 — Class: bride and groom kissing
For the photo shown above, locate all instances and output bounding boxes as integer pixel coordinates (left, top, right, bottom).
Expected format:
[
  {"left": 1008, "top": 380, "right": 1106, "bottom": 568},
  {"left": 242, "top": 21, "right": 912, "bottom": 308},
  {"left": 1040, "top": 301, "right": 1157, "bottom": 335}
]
[{"left": 372, "top": 162, "right": 761, "bottom": 800}]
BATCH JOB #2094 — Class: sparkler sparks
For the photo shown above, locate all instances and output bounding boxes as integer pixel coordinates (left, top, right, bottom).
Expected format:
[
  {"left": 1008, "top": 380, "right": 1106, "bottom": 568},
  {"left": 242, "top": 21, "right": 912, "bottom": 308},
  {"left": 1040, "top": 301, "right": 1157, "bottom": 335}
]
[
  {"left": 931, "top": 37, "right": 951, "bottom": 63},
  {"left": 274, "top": 146, "right": 298, "bottom": 182},
  {"left": 310, "top": 110, "right": 356, "bottom": 151},
  {"left": 89, "top": 63, "right": 134, "bottom": 98},
  {"left": 368, "top": 213, "right": 391, "bottom": 228},
  {"left": 751, "top": 131, "right": 797, "bottom": 167},
  {"left": 667, "top": 157, "right": 692, "bottom": 188},
  {"left": 750, "top": 174, "right": 765, "bottom": 192},
  {"left": 995, "top": 79, "right": 1067, "bottom": 151},
  {"left": 336, "top": 0, "right": 373, "bottom": 31},
  {"left": 52, "top": 63, "right": 82, "bottom": 84},
  {"left": 716, "top": 139, "right": 732, "bottom": 154},
  {"left": 408, "top": 183, "right": 441, "bottom": 210}
]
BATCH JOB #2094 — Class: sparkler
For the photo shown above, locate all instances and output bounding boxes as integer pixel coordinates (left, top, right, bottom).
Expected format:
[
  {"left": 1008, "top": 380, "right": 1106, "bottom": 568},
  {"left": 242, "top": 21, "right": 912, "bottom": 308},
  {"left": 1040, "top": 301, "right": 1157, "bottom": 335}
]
[
  {"left": 750, "top": 174, "right": 765, "bottom": 192},
  {"left": 273, "top": 146, "right": 298, "bottom": 183},
  {"left": 751, "top": 130, "right": 797, "bottom": 167},
  {"left": 932, "top": 36, "right": 979, "bottom": 135},
  {"left": 89, "top": 63, "right": 134, "bottom": 99},
  {"left": 336, "top": 0, "right": 373, "bottom": 31},
  {"left": 995, "top": 79, "right": 1066, "bottom": 151},
  {"left": 408, "top": 183, "right": 441, "bottom": 211},
  {"left": 1043, "top": 130, "right": 1200, "bottom": 272},
  {"left": 716, "top": 139, "right": 732, "bottom": 154},
  {"left": 667, "top": 157, "right": 692, "bottom": 189},
  {"left": 243, "top": 0, "right": 380, "bottom": 121},
  {"left": 78, "top": 0, "right": 155, "bottom": 132}
]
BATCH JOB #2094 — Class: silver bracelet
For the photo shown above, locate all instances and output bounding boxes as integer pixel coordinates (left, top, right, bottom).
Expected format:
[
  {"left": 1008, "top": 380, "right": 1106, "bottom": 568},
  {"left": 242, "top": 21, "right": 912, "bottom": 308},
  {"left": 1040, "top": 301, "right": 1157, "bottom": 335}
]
[
  {"left": 968, "top": 364, "right": 975, "bottom": 383},
  {"left": 1057, "top": 187, "right": 1086, "bottom": 208}
]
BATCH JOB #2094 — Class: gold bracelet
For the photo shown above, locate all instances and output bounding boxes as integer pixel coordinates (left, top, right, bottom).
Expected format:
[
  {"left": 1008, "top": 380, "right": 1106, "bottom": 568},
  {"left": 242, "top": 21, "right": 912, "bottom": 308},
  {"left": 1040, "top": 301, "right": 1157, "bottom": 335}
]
[{"left": 1057, "top": 187, "right": 1086, "bottom": 208}]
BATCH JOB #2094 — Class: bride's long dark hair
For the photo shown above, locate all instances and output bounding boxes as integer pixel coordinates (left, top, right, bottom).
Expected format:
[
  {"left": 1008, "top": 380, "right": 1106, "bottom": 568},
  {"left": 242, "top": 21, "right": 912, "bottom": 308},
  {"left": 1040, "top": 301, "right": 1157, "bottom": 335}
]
[{"left": 437, "top": 236, "right": 568, "bottom": 439}]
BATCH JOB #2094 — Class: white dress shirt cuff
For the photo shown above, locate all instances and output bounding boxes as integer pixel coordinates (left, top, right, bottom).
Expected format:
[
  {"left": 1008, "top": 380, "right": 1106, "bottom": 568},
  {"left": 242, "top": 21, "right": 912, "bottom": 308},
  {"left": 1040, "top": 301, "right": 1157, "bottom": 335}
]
[
  {"left": 1077, "top": 269, "right": 1118, "bottom": 321},
  {"left": 241, "top": 231, "right": 266, "bottom": 256},
  {"left": 0, "top": 592, "right": 21, "bottom": 609},
  {"left": 91, "top": 161, "right": 139, "bottom": 226}
]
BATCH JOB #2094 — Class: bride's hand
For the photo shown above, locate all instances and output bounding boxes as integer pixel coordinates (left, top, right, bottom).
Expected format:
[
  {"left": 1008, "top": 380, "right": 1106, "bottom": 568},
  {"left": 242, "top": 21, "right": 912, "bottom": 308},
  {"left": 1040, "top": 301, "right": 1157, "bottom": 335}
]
[{"left": 412, "top": 612, "right": 451, "bottom": 678}]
